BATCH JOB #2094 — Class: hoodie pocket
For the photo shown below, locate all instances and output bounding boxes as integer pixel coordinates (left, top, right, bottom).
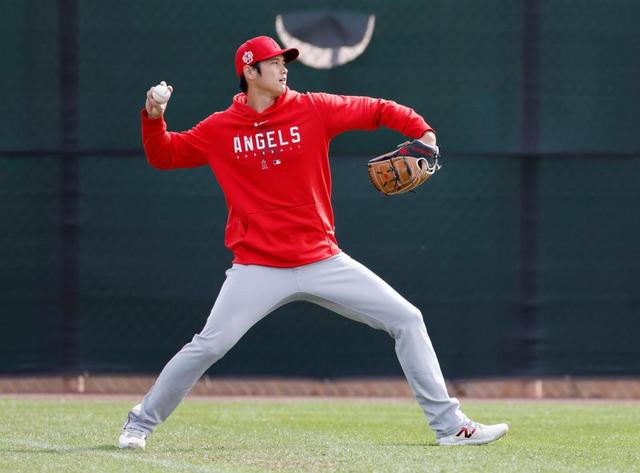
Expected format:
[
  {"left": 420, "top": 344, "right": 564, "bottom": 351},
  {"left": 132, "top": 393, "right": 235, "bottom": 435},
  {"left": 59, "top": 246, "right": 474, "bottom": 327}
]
[
  {"left": 244, "top": 203, "right": 330, "bottom": 254},
  {"left": 224, "top": 215, "right": 247, "bottom": 250}
]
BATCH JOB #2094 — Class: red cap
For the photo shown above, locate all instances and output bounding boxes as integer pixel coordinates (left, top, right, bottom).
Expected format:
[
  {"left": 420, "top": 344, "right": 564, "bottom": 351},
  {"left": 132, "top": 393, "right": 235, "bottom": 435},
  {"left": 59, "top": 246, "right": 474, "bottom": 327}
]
[{"left": 235, "top": 36, "right": 299, "bottom": 77}]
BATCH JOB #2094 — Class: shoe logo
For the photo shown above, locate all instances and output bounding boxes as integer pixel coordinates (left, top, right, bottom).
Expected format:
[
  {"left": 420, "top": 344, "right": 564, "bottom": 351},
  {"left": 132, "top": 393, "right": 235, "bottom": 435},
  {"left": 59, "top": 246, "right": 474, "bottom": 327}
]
[
  {"left": 254, "top": 120, "right": 268, "bottom": 127},
  {"left": 456, "top": 427, "right": 477, "bottom": 439}
]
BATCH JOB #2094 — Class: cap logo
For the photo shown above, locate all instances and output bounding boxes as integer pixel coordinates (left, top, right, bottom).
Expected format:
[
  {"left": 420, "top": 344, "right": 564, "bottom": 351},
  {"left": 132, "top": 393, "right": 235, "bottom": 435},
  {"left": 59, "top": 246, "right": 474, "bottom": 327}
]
[{"left": 242, "top": 51, "right": 254, "bottom": 64}]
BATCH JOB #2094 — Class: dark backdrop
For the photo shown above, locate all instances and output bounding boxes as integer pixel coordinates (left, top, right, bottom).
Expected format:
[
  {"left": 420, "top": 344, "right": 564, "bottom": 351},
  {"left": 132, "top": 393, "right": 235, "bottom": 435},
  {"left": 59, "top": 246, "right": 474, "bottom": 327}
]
[{"left": 1, "top": 0, "right": 639, "bottom": 378}]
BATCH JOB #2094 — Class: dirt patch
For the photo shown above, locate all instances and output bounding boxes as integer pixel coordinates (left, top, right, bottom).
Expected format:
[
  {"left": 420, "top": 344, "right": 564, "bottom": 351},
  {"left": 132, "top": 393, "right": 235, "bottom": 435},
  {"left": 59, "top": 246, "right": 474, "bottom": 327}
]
[{"left": 2, "top": 375, "right": 640, "bottom": 400}]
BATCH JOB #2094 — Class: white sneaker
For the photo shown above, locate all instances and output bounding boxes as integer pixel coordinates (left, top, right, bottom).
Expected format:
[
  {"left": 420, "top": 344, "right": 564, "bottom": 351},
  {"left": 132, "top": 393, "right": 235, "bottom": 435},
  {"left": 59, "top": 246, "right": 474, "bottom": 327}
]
[
  {"left": 118, "top": 404, "right": 146, "bottom": 449},
  {"left": 118, "top": 429, "right": 147, "bottom": 449},
  {"left": 437, "top": 421, "right": 509, "bottom": 446}
]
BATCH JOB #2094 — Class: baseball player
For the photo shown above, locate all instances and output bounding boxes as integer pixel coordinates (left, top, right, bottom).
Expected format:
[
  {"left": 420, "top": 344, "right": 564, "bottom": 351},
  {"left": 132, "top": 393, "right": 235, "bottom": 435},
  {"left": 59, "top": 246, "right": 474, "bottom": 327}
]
[{"left": 118, "top": 36, "right": 509, "bottom": 449}]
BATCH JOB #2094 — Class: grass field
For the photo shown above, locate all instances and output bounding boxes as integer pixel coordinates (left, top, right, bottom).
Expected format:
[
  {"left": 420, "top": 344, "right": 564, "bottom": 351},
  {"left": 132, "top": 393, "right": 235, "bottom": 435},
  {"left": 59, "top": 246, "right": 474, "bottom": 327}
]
[{"left": 0, "top": 397, "right": 638, "bottom": 472}]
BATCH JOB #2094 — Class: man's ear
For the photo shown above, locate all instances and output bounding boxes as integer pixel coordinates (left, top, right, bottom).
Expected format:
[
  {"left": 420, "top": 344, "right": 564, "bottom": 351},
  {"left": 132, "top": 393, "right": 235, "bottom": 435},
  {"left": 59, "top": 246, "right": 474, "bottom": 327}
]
[{"left": 243, "top": 65, "right": 256, "bottom": 81}]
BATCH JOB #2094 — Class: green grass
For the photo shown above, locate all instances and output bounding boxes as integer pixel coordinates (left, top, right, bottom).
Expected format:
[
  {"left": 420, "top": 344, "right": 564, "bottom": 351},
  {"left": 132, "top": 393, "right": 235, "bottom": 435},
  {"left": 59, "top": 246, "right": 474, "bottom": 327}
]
[{"left": 0, "top": 397, "right": 638, "bottom": 472}]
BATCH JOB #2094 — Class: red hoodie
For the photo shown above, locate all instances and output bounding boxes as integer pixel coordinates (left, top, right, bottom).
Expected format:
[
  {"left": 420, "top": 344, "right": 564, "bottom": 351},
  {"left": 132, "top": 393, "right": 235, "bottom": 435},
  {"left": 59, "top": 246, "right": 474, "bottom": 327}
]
[{"left": 141, "top": 88, "right": 432, "bottom": 267}]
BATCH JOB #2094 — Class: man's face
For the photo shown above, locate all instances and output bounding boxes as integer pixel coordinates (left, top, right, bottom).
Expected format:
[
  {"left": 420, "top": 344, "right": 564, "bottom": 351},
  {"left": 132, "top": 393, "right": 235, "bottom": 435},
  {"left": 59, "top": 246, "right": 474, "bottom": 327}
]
[{"left": 251, "top": 55, "right": 288, "bottom": 97}]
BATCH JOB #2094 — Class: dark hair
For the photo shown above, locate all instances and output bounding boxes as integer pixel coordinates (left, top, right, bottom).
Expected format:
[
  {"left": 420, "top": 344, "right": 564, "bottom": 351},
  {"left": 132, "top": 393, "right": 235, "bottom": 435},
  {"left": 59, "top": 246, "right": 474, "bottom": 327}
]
[{"left": 239, "top": 62, "right": 262, "bottom": 93}]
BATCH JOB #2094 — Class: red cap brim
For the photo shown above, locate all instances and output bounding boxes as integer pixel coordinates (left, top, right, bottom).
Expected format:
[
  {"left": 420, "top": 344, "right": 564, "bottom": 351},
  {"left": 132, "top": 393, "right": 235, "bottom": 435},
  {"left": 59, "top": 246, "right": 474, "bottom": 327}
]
[
  {"left": 261, "top": 47, "right": 299, "bottom": 65},
  {"left": 282, "top": 48, "right": 299, "bottom": 63}
]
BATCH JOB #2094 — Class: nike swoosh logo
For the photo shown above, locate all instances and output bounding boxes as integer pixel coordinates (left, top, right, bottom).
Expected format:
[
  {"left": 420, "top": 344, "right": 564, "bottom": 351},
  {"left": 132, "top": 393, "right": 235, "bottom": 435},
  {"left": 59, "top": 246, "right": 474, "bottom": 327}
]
[{"left": 254, "top": 120, "right": 268, "bottom": 127}]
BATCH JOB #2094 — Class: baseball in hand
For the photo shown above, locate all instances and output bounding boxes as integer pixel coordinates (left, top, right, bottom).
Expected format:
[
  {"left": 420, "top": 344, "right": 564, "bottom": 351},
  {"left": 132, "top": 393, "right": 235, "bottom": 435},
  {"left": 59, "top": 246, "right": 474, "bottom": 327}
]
[{"left": 151, "top": 83, "right": 171, "bottom": 104}]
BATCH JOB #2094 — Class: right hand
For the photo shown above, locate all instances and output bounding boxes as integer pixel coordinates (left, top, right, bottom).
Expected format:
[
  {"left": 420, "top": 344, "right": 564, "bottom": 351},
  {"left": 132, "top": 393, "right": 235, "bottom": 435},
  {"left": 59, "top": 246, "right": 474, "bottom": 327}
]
[{"left": 145, "top": 81, "right": 173, "bottom": 119}]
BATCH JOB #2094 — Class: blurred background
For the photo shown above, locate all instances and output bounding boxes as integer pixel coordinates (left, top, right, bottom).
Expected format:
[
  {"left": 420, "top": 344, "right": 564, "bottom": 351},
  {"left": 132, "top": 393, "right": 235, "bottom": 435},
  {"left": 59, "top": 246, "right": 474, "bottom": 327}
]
[{"left": 1, "top": 0, "right": 639, "bottom": 383}]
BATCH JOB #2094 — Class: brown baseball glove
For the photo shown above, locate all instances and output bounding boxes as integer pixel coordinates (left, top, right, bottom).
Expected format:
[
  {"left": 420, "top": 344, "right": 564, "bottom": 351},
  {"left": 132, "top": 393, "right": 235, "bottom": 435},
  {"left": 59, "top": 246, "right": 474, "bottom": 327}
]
[{"left": 367, "top": 140, "right": 442, "bottom": 195}]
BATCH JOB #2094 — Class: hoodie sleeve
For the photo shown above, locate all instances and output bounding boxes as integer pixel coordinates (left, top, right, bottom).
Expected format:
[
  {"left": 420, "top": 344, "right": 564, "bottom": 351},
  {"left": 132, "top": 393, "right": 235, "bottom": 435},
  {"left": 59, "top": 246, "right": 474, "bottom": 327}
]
[
  {"left": 141, "top": 109, "right": 210, "bottom": 170},
  {"left": 308, "top": 93, "right": 433, "bottom": 140}
]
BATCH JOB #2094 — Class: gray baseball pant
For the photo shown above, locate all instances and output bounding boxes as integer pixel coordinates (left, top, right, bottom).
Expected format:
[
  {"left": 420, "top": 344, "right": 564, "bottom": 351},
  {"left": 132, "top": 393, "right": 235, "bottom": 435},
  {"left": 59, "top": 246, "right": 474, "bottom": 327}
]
[{"left": 125, "top": 252, "right": 468, "bottom": 438}]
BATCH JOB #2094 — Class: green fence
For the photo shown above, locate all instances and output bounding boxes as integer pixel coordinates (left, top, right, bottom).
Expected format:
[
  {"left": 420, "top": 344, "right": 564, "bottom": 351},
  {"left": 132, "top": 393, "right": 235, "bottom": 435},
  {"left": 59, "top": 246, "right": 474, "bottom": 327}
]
[{"left": 1, "top": 0, "right": 639, "bottom": 378}]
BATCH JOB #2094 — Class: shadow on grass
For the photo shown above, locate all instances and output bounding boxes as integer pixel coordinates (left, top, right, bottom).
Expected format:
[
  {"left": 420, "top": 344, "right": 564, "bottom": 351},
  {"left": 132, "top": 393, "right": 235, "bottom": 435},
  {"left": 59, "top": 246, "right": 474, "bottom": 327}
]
[
  {"left": 1, "top": 445, "right": 126, "bottom": 454},
  {"left": 92, "top": 445, "right": 126, "bottom": 451},
  {"left": 1, "top": 444, "right": 202, "bottom": 454},
  {"left": 377, "top": 441, "right": 438, "bottom": 447}
]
